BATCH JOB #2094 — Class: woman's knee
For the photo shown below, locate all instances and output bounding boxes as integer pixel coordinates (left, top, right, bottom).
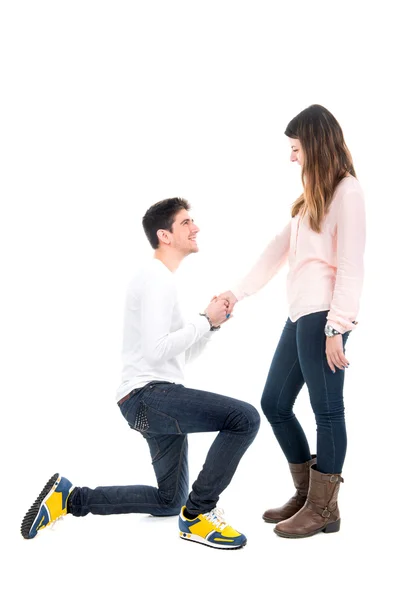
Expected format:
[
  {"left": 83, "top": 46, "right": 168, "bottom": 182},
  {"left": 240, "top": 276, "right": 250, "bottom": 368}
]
[
  {"left": 261, "top": 388, "right": 280, "bottom": 422},
  {"left": 261, "top": 388, "right": 295, "bottom": 425}
]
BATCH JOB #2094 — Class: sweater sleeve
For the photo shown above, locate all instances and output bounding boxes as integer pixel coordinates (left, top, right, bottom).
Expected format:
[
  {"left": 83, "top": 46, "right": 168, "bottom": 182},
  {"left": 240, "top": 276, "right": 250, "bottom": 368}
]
[
  {"left": 326, "top": 187, "right": 366, "bottom": 333},
  {"left": 185, "top": 331, "right": 215, "bottom": 364},
  {"left": 140, "top": 271, "right": 210, "bottom": 365},
  {"left": 231, "top": 222, "right": 291, "bottom": 300}
]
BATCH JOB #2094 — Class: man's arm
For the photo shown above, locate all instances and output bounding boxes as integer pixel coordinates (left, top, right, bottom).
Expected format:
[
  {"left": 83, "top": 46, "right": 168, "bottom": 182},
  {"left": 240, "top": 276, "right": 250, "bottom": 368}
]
[
  {"left": 184, "top": 331, "right": 214, "bottom": 364},
  {"left": 141, "top": 272, "right": 210, "bottom": 365}
]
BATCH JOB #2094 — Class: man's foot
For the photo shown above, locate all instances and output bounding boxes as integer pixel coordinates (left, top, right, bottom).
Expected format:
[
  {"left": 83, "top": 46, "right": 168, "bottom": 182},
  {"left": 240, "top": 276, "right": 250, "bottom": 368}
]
[
  {"left": 179, "top": 506, "right": 247, "bottom": 550},
  {"left": 21, "top": 473, "right": 74, "bottom": 539}
]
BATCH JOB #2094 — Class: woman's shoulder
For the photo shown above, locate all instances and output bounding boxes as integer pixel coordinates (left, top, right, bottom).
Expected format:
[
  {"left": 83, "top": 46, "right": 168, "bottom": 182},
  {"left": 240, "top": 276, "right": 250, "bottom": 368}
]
[
  {"left": 335, "top": 174, "right": 364, "bottom": 197},
  {"left": 329, "top": 175, "right": 365, "bottom": 223}
]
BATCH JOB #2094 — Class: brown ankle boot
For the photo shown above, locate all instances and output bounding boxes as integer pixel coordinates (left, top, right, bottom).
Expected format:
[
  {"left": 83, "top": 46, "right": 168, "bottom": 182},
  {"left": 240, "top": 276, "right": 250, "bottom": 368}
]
[
  {"left": 274, "top": 465, "right": 343, "bottom": 538},
  {"left": 262, "top": 455, "right": 316, "bottom": 523}
]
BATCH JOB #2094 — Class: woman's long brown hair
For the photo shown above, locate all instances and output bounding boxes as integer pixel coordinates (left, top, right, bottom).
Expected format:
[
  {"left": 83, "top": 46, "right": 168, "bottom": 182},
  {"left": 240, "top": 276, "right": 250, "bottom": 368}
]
[{"left": 285, "top": 104, "right": 356, "bottom": 232}]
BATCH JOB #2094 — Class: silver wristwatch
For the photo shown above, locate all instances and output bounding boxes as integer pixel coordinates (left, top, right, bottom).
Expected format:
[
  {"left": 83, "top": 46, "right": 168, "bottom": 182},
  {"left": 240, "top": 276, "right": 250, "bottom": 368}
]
[
  {"left": 199, "top": 311, "right": 220, "bottom": 331},
  {"left": 324, "top": 324, "right": 341, "bottom": 337}
]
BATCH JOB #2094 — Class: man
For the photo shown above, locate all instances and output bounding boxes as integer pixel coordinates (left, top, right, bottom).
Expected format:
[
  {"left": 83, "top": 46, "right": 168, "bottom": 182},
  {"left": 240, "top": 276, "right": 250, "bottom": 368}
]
[{"left": 21, "top": 198, "right": 260, "bottom": 550}]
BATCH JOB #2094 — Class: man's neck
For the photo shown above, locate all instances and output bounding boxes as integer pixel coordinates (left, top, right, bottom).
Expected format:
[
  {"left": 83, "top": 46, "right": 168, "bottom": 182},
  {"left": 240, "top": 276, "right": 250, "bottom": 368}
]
[{"left": 154, "top": 249, "right": 184, "bottom": 273}]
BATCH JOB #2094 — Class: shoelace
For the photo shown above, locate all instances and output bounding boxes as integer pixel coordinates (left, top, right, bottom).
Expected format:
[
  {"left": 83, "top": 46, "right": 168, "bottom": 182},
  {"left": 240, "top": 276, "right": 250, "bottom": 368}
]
[{"left": 204, "top": 507, "right": 228, "bottom": 531}]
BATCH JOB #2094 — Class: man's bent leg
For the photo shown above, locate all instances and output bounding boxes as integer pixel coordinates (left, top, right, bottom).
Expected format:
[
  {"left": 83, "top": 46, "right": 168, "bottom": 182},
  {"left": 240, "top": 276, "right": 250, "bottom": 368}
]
[
  {"left": 185, "top": 396, "right": 260, "bottom": 514},
  {"left": 68, "top": 433, "right": 188, "bottom": 517},
  {"left": 130, "top": 383, "right": 260, "bottom": 515}
]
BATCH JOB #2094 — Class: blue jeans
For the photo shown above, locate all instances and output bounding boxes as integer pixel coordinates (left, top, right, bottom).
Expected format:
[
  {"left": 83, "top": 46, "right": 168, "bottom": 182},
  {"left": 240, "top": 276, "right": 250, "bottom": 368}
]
[
  {"left": 261, "top": 311, "right": 350, "bottom": 474},
  {"left": 69, "top": 383, "right": 260, "bottom": 517}
]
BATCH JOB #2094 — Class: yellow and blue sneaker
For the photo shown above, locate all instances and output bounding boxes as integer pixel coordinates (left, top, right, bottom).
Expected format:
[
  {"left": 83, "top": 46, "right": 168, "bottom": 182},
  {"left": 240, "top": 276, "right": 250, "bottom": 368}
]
[
  {"left": 179, "top": 506, "right": 247, "bottom": 550},
  {"left": 21, "top": 473, "right": 75, "bottom": 539}
]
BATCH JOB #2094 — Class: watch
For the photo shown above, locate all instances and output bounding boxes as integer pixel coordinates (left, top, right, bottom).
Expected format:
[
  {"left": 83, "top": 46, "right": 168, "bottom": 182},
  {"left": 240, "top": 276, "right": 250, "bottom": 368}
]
[
  {"left": 199, "top": 311, "right": 220, "bottom": 331},
  {"left": 324, "top": 324, "right": 341, "bottom": 337}
]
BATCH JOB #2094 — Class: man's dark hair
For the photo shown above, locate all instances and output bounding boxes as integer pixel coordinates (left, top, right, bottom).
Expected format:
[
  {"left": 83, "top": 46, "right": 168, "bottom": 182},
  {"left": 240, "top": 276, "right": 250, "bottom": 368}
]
[{"left": 142, "top": 198, "right": 191, "bottom": 249}]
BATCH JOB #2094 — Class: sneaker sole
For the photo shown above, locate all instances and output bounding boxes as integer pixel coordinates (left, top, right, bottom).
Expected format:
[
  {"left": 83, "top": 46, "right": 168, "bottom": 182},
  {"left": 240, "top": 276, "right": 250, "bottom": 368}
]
[
  {"left": 179, "top": 532, "right": 246, "bottom": 550},
  {"left": 21, "top": 473, "right": 60, "bottom": 539}
]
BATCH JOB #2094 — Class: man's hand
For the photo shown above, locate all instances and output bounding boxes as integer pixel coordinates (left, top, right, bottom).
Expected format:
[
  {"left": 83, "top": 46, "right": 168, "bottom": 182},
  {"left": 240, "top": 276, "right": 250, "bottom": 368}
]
[
  {"left": 215, "top": 290, "right": 238, "bottom": 316},
  {"left": 206, "top": 298, "right": 229, "bottom": 327},
  {"left": 326, "top": 335, "right": 349, "bottom": 373}
]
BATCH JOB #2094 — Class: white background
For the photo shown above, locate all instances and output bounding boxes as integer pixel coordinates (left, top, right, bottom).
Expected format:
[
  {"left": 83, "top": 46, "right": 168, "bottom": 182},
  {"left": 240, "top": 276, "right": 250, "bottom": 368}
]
[{"left": 1, "top": 1, "right": 398, "bottom": 598}]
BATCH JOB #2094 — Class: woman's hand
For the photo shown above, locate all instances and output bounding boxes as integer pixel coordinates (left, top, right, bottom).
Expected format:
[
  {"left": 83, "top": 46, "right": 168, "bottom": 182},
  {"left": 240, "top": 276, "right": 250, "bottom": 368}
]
[
  {"left": 215, "top": 291, "right": 238, "bottom": 315},
  {"left": 326, "top": 335, "right": 349, "bottom": 373},
  {"left": 206, "top": 298, "right": 229, "bottom": 327}
]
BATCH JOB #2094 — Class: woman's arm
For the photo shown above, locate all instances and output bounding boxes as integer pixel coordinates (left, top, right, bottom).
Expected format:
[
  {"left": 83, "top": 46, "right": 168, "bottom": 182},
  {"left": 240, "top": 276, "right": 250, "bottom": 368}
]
[
  {"left": 230, "top": 221, "right": 291, "bottom": 300},
  {"left": 326, "top": 188, "right": 366, "bottom": 333}
]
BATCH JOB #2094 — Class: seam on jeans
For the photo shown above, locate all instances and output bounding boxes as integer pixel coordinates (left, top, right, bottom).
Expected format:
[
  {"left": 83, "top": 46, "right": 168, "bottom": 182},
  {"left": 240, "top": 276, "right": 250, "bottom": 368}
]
[
  {"left": 276, "top": 357, "right": 301, "bottom": 452},
  {"left": 86, "top": 501, "right": 176, "bottom": 508},
  {"left": 170, "top": 435, "right": 188, "bottom": 506},
  {"left": 321, "top": 348, "right": 335, "bottom": 473},
  {"left": 147, "top": 435, "right": 160, "bottom": 463}
]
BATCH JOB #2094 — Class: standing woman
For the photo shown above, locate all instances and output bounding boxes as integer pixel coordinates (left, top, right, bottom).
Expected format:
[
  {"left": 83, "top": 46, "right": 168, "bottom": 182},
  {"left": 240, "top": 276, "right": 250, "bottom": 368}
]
[{"left": 219, "top": 104, "right": 366, "bottom": 538}]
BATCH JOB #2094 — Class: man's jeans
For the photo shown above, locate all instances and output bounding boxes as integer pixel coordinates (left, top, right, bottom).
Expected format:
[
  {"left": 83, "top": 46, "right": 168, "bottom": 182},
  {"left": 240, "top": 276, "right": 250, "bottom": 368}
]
[
  {"left": 69, "top": 383, "right": 260, "bottom": 517},
  {"left": 261, "top": 310, "right": 351, "bottom": 474}
]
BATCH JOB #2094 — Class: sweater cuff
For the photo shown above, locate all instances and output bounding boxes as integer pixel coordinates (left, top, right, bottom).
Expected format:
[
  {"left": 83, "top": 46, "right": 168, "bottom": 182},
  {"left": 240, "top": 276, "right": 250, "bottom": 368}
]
[
  {"left": 229, "top": 287, "right": 243, "bottom": 302},
  {"left": 326, "top": 318, "right": 357, "bottom": 335}
]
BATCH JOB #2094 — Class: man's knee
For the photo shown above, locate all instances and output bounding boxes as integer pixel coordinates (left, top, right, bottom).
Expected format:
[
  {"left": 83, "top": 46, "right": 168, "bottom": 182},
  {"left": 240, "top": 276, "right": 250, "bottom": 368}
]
[
  {"left": 239, "top": 403, "right": 261, "bottom": 435},
  {"left": 158, "top": 479, "right": 188, "bottom": 514},
  {"left": 224, "top": 402, "right": 260, "bottom": 435},
  {"left": 157, "top": 493, "right": 186, "bottom": 516},
  {"left": 248, "top": 404, "right": 261, "bottom": 433}
]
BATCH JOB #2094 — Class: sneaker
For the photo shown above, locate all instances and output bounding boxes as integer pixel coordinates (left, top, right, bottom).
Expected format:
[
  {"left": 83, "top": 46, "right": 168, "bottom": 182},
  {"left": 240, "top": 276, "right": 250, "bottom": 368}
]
[
  {"left": 21, "top": 473, "right": 74, "bottom": 539},
  {"left": 178, "top": 506, "right": 247, "bottom": 549}
]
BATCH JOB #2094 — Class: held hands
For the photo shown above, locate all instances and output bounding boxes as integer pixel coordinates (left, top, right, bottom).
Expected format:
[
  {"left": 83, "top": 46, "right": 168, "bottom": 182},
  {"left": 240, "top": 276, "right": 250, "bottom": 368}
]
[
  {"left": 206, "top": 290, "right": 238, "bottom": 328},
  {"left": 325, "top": 335, "right": 349, "bottom": 373},
  {"left": 206, "top": 297, "right": 229, "bottom": 328},
  {"left": 215, "top": 291, "right": 238, "bottom": 315}
]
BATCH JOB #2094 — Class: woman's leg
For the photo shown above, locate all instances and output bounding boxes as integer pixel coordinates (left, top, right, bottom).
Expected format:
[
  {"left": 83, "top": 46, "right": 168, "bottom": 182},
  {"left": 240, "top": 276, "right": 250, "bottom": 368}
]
[
  {"left": 296, "top": 311, "right": 350, "bottom": 474},
  {"left": 261, "top": 317, "right": 311, "bottom": 463}
]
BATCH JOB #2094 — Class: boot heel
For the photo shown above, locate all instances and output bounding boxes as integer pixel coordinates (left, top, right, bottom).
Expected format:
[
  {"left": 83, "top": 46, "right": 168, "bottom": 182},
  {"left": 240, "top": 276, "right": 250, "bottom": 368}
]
[{"left": 323, "top": 519, "right": 340, "bottom": 534}]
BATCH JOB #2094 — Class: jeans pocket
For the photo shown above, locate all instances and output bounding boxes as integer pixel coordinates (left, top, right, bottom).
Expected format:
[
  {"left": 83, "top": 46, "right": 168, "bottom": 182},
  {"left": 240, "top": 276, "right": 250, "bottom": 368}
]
[
  {"left": 144, "top": 403, "right": 182, "bottom": 434},
  {"left": 119, "top": 396, "right": 144, "bottom": 430},
  {"left": 121, "top": 397, "right": 181, "bottom": 435},
  {"left": 132, "top": 401, "right": 150, "bottom": 432},
  {"left": 120, "top": 398, "right": 150, "bottom": 433}
]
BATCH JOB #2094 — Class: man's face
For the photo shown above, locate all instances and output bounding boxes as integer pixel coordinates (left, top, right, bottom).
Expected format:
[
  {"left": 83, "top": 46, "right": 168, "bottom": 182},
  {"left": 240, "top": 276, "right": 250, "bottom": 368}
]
[{"left": 161, "top": 209, "right": 200, "bottom": 255}]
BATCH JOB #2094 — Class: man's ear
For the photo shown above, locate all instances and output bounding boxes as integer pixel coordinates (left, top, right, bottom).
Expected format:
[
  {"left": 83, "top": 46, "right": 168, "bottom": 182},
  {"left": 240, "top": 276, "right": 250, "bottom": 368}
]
[{"left": 157, "top": 229, "right": 171, "bottom": 245}]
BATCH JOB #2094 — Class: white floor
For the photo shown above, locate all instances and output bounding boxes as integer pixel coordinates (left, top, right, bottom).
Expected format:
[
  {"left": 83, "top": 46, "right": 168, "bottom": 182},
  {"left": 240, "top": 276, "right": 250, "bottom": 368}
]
[
  {"left": 9, "top": 507, "right": 394, "bottom": 600},
  {"left": 7, "top": 423, "right": 396, "bottom": 600}
]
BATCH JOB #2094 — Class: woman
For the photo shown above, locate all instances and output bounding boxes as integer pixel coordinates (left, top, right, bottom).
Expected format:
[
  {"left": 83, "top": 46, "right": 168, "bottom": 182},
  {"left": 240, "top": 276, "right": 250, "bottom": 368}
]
[{"left": 219, "top": 104, "right": 366, "bottom": 538}]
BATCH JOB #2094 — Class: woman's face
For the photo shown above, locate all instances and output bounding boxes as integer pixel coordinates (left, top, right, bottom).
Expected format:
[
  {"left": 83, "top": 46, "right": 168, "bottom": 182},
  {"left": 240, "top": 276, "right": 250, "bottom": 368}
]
[{"left": 289, "top": 137, "right": 304, "bottom": 166}]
